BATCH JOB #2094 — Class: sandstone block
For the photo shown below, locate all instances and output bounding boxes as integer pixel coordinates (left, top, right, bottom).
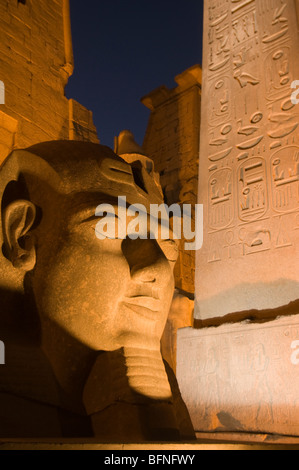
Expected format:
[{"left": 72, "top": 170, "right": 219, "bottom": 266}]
[{"left": 177, "top": 315, "right": 299, "bottom": 436}]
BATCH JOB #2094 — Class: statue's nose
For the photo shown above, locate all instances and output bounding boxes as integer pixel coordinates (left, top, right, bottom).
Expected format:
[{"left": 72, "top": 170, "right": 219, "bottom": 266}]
[
  {"left": 122, "top": 237, "right": 171, "bottom": 285},
  {"left": 130, "top": 263, "right": 157, "bottom": 284}
]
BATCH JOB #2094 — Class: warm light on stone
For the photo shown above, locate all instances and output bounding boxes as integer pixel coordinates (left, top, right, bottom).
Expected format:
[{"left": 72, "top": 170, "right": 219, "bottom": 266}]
[
  {"left": 1, "top": 0, "right": 299, "bottom": 449},
  {"left": 0, "top": 0, "right": 98, "bottom": 164},
  {"left": 177, "top": 0, "right": 299, "bottom": 441},
  {"left": 0, "top": 141, "right": 194, "bottom": 441}
]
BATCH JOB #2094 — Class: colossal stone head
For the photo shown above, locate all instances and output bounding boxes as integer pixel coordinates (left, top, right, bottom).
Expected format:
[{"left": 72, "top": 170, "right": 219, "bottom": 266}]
[{"left": 0, "top": 140, "right": 176, "bottom": 372}]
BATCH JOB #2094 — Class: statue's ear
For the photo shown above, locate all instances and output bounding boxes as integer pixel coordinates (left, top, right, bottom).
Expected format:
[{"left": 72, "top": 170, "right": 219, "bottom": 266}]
[{"left": 3, "top": 200, "right": 37, "bottom": 271}]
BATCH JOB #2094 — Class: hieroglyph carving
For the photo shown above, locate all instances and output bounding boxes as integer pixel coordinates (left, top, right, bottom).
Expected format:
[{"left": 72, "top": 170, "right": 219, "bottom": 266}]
[{"left": 197, "top": 0, "right": 299, "bottom": 318}]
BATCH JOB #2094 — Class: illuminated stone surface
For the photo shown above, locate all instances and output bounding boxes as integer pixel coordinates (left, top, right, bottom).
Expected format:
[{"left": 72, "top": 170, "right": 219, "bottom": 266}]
[
  {"left": 114, "top": 130, "right": 195, "bottom": 373},
  {"left": 177, "top": 315, "right": 299, "bottom": 436},
  {"left": 161, "top": 290, "right": 194, "bottom": 373},
  {"left": 142, "top": 65, "right": 202, "bottom": 295},
  {"left": 1, "top": 440, "right": 299, "bottom": 450},
  {"left": 0, "top": 0, "right": 98, "bottom": 163},
  {"left": 0, "top": 141, "right": 194, "bottom": 441},
  {"left": 196, "top": 0, "right": 299, "bottom": 320}
]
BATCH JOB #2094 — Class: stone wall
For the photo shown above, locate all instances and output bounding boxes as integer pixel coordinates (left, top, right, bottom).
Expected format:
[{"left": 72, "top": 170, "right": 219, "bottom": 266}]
[
  {"left": 0, "top": 0, "right": 98, "bottom": 163},
  {"left": 142, "top": 65, "right": 202, "bottom": 295}
]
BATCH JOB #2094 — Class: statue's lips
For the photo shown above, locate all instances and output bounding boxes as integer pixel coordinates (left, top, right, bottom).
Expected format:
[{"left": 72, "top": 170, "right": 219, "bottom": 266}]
[{"left": 123, "top": 297, "right": 161, "bottom": 320}]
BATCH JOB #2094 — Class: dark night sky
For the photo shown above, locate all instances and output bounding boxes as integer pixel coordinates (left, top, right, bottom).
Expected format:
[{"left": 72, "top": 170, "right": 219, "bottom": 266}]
[{"left": 65, "top": 0, "right": 204, "bottom": 148}]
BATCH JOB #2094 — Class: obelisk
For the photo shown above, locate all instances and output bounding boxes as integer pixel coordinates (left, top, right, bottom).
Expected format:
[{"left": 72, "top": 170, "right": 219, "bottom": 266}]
[
  {"left": 177, "top": 0, "right": 299, "bottom": 437},
  {"left": 195, "top": 0, "right": 299, "bottom": 321}
]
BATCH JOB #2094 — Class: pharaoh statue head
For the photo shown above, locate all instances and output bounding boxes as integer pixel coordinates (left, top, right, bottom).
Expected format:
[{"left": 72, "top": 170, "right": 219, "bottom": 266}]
[{"left": 0, "top": 137, "right": 194, "bottom": 441}]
